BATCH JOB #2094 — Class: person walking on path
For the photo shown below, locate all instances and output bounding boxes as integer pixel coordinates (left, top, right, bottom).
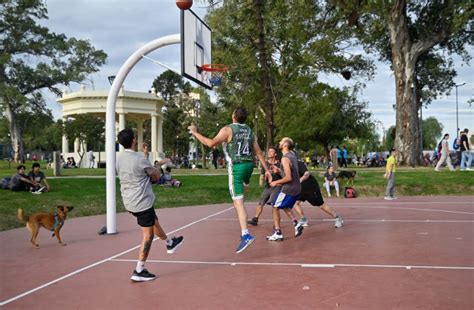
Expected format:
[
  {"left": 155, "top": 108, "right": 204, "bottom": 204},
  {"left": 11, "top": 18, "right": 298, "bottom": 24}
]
[
  {"left": 384, "top": 148, "right": 398, "bottom": 200},
  {"left": 188, "top": 107, "right": 270, "bottom": 253},
  {"left": 460, "top": 128, "right": 472, "bottom": 171},
  {"left": 435, "top": 133, "right": 455, "bottom": 171},
  {"left": 330, "top": 146, "right": 338, "bottom": 171},
  {"left": 341, "top": 146, "right": 348, "bottom": 168},
  {"left": 116, "top": 128, "right": 184, "bottom": 282}
]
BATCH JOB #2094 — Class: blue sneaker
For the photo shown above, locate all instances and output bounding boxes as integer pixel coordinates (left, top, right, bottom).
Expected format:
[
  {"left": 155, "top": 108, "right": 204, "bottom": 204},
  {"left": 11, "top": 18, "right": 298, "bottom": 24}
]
[{"left": 235, "top": 234, "right": 255, "bottom": 253}]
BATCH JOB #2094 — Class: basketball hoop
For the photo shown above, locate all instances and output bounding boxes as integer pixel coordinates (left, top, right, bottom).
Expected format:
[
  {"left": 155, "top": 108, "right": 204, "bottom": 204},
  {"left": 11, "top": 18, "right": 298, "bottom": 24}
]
[{"left": 199, "top": 64, "right": 228, "bottom": 87}]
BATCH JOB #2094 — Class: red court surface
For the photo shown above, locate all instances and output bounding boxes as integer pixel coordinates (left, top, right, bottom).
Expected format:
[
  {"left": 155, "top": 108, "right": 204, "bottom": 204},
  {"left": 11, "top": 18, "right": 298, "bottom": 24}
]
[{"left": 1, "top": 196, "right": 473, "bottom": 309}]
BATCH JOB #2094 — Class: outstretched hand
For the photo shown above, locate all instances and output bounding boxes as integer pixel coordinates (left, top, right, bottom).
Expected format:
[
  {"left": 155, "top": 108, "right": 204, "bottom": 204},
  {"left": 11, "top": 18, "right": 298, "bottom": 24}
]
[{"left": 188, "top": 124, "right": 197, "bottom": 136}]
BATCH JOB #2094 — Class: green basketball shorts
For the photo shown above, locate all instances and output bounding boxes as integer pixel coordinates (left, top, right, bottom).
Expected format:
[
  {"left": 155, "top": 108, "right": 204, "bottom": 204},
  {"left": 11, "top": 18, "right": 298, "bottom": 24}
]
[{"left": 227, "top": 161, "right": 254, "bottom": 200}]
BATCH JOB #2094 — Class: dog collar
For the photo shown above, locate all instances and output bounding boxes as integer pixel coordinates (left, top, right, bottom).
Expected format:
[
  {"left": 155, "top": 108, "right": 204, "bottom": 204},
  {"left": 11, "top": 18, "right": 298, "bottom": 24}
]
[{"left": 51, "top": 213, "right": 64, "bottom": 231}]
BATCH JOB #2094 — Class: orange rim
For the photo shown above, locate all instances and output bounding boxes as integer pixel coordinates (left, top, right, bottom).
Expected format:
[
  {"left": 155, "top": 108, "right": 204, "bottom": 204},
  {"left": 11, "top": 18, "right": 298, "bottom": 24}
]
[{"left": 200, "top": 64, "right": 228, "bottom": 72}]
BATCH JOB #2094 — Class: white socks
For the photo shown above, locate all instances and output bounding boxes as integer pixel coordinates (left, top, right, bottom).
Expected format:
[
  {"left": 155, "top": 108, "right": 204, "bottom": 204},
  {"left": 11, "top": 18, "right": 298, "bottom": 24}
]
[
  {"left": 166, "top": 237, "right": 173, "bottom": 246},
  {"left": 241, "top": 229, "right": 249, "bottom": 236},
  {"left": 136, "top": 261, "right": 145, "bottom": 273}
]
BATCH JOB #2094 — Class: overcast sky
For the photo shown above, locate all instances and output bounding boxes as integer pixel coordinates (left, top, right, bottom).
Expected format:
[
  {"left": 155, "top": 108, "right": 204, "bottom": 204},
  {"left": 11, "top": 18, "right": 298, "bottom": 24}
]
[{"left": 41, "top": 0, "right": 473, "bottom": 140}]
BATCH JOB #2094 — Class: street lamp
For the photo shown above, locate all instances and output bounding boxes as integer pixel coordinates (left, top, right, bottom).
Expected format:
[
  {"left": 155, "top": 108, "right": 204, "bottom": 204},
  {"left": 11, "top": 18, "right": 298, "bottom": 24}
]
[
  {"left": 107, "top": 75, "right": 116, "bottom": 85},
  {"left": 455, "top": 82, "right": 466, "bottom": 137}
]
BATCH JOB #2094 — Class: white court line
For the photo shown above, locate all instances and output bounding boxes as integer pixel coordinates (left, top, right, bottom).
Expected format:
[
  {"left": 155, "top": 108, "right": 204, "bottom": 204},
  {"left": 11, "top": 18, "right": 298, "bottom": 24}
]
[
  {"left": 0, "top": 206, "right": 234, "bottom": 307},
  {"left": 205, "top": 218, "right": 474, "bottom": 223},
  {"left": 109, "top": 258, "right": 474, "bottom": 271},
  {"left": 334, "top": 205, "right": 474, "bottom": 215}
]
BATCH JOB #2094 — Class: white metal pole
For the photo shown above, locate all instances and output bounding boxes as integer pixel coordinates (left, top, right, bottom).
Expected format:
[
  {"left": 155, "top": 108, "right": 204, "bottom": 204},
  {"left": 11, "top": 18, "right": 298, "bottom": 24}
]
[{"left": 105, "top": 34, "right": 181, "bottom": 234}]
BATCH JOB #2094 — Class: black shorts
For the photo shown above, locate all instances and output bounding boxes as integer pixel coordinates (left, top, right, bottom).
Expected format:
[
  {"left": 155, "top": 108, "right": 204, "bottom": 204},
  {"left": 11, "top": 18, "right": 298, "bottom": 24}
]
[
  {"left": 259, "top": 186, "right": 281, "bottom": 206},
  {"left": 299, "top": 192, "right": 324, "bottom": 207},
  {"left": 299, "top": 176, "right": 324, "bottom": 207},
  {"left": 130, "top": 207, "right": 157, "bottom": 227}
]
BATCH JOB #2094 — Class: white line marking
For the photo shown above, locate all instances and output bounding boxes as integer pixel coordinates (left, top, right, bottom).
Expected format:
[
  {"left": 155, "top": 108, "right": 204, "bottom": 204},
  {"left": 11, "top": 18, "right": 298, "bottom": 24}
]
[
  {"left": 334, "top": 205, "right": 474, "bottom": 215},
  {"left": 206, "top": 218, "right": 474, "bottom": 223},
  {"left": 0, "top": 206, "right": 234, "bottom": 307},
  {"left": 301, "top": 264, "right": 336, "bottom": 268},
  {"left": 109, "top": 258, "right": 474, "bottom": 271}
]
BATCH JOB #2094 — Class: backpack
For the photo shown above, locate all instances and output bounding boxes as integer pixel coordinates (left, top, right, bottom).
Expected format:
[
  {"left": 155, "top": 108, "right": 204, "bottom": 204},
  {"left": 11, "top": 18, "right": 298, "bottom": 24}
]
[
  {"left": 1, "top": 177, "right": 11, "bottom": 190},
  {"left": 453, "top": 138, "right": 460, "bottom": 150},
  {"left": 344, "top": 187, "right": 357, "bottom": 198}
]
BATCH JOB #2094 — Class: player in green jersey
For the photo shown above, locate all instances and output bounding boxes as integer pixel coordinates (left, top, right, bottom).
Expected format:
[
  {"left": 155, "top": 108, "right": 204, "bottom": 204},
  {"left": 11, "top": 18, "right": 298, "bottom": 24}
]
[{"left": 188, "top": 107, "right": 270, "bottom": 253}]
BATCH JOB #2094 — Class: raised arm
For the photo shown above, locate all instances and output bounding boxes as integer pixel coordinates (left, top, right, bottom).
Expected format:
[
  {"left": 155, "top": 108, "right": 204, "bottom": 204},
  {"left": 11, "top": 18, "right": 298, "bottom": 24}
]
[
  {"left": 253, "top": 136, "right": 269, "bottom": 176},
  {"left": 188, "top": 125, "right": 231, "bottom": 149}
]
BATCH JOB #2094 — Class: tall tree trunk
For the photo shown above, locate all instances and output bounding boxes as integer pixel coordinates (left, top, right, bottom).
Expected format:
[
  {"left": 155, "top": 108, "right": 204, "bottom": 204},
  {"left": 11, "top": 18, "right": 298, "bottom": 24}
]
[
  {"left": 4, "top": 100, "right": 25, "bottom": 163},
  {"left": 388, "top": 0, "right": 421, "bottom": 166},
  {"left": 254, "top": 0, "right": 274, "bottom": 151}
]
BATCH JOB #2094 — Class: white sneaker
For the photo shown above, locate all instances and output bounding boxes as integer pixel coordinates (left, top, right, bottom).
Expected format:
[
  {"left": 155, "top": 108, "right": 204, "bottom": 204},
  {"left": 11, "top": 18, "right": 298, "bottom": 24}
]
[
  {"left": 335, "top": 216, "right": 344, "bottom": 228},
  {"left": 31, "top": 191, "right": 42, "bottom": 195},
  {"left": 294, "top": 222, "right": 304, "bottom": 237},
  {"left": 466, "top": 168, "right": 473, "bottom": 171},
  {"left": 266, "top": 231, "right": 284, "bottom": 241},
  {"left": 384, "top": 196, "right": 393, "bottom": 201},
  {"left": 300, "top": 218, "right": 309, "bottom": 227}
]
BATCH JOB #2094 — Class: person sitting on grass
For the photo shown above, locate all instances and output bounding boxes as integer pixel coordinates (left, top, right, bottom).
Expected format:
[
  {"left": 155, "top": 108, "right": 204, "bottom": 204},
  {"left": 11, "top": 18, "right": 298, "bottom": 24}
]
[
  {"left": 323, "top": 165, "right": 340, "bottom": 198},
  {"left": 162, "top": 166, "right": 182, "bottom": 187},
  {"left": 28, "top": 163, "right": 50, "bottom": 193},
  {"left": 10, "top": 165, "right": 37, "bottom": 192}
]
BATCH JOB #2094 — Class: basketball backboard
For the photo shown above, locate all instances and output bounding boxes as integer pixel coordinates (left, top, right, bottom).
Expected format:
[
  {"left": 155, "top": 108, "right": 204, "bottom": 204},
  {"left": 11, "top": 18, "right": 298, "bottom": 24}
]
[{"left": 181, "top": 9, "right": 212, "bottom": 90}]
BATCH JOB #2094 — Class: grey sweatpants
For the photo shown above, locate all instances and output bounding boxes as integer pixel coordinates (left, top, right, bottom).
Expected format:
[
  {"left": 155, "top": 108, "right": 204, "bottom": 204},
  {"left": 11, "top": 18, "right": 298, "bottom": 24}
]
[{"left": 385, "top": 173, "right": 395, "bottom": 197}]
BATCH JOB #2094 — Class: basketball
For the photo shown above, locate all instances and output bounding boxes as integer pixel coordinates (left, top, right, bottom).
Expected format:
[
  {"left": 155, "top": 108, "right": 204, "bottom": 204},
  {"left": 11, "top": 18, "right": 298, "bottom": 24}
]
[{"left": 176, "top": 0, "right": 193, "bottom": 10}]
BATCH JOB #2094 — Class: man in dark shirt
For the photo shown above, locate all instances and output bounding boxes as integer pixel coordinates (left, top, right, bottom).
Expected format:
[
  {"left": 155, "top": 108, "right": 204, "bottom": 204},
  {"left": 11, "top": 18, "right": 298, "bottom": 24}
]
[
  {"left": 267, "top": 137, "right": 304, "bottom": 241},
  {"left": 293, "top": 161, "right": 343, "bottom": 228},
  {"left": 460, "top": 128, "right": 472, "bottom": 171},
  {"left": 28, "top": 163, "right": 50, "bottom": 192},
  {"left": 248, "top": 147, "right": 282, "bottom": 226}
]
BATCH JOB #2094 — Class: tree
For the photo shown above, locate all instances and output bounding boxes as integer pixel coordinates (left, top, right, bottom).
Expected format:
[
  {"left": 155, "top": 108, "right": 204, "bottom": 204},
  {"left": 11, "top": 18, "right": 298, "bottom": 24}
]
[
  {"left": 384, "top": 125, "right": 396, "bottom": 151},
  {"left": 151, "top": 70, "right": 192, "bottom": 157},
  {"left": 0, "top": 0, "right": 107, "bottom": 163},
  {"left": 337, "top": 0, "right": 473, "bottom": 165},
  {"left": 276, "top": 83, "right": 374, "bottom": 156},
  {"left": 207, "top": 1, "right": 373, "bottom": 150},
  {"left": 63, "top": 115, "right": 105, "bottom": 167},
  {"left": 422, "top": 117, "right": 443, "bottom": 150}
]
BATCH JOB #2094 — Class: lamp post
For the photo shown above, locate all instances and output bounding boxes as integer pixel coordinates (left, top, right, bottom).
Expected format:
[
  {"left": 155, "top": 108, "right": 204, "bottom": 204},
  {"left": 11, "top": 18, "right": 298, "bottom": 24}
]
[{"left": 455, "top": 82, "right": 466, "bottom": 137}]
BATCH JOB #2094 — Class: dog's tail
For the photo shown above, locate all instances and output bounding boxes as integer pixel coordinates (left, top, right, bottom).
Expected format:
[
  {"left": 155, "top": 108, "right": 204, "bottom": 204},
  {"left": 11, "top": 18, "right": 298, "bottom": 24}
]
[{"left": 17, "top": 208, "right": 29, "bottom": 223}]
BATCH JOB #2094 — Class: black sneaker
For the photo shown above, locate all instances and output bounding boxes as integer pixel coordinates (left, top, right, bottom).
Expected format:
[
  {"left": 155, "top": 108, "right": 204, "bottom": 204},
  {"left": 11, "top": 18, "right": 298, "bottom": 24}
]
[
  {"left": 166, "top": 236, "right": 184, "bottom": 254},
  {"left": 130, "top": 269, "right": 156, "bottom": 282},
  {"left": 247, "top": 217, "right": 259, "bottom": 226}
]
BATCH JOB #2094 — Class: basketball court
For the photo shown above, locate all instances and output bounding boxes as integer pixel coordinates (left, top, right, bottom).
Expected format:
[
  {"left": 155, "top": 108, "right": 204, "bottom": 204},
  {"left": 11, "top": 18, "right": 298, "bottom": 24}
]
[{"left": 1, "top": 196, "right": 472, "bottom": 309}]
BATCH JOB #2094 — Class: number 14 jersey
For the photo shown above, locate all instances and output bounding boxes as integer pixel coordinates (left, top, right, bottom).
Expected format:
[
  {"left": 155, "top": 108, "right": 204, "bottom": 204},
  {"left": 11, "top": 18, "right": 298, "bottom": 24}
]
[{"left": 223, "top": 123, "right": 254, "bottom": 163}]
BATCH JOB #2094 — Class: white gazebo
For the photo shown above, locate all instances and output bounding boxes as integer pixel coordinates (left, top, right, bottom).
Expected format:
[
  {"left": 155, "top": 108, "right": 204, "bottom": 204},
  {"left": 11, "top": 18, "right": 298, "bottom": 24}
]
[{"left": 57, "top": 86, "right": 165, "bottom": 167}]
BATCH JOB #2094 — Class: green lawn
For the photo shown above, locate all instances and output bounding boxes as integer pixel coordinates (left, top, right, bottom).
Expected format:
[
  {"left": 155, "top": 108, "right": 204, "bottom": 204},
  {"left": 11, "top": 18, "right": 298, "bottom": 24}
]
[{"left": 1, "top": 164, "right": 473, "bottom": 231}]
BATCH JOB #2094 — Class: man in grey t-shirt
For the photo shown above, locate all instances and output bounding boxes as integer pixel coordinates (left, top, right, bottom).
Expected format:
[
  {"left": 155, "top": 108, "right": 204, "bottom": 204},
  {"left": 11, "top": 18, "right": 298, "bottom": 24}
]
[
  {"left": 266, "top": 137, "right": 304, "bottom": 241},
  {"left": 116, "top": 128, "right": 184, "bottom": 282}
]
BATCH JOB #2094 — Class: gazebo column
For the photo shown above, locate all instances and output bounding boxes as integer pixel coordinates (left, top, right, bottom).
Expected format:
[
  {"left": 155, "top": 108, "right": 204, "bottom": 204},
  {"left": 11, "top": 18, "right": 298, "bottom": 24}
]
[
  {"left": 118, "top": 112, "right": 126, "bottom": 151},
  {"left": 137, "top": 119, "right": 144, "bottom": 148},
  {"left": 151, "top": 114, "right": 158, "bottom": 153},
  {"left": 74, "top": 138, "right": 80, "bottom": 154},
  {"left": 62, "top": 117, "right": 69, "bottom": 155},
  {"left": 158, "top": 115, "right": 163, "bottom": 154}
]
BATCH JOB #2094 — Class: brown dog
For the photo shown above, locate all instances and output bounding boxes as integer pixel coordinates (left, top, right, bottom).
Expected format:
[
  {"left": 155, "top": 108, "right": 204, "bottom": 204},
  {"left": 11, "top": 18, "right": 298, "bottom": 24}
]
[{"left": 17, "top": 206, "right": 74, "bottom": 248}]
